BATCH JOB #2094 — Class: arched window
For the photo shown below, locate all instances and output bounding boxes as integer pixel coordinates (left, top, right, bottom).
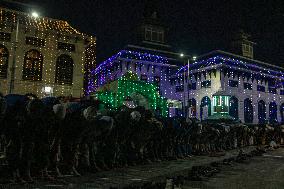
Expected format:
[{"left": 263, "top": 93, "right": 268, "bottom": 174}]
[
  {"left": 188, "top": 98, "right": 197, "bottom": 117},
  {"left": 244, "top": 98, "right": 253, "bottom": 123},
  {"left": 23, "top": 49, "right": 43, "bottom": 81},
  {"left": 258, "top": 100, "right": 266, "bottom": 124},
  {"left": 269, "top": 102, "right": 278, "bottom": 124},
  {"left": 200, "top": 96, "right": 211, "bottom": 120},
  {"left": 229, "top": 96, "right": 238, "bottom": 119},
  {"left": 0, "top": 45, "right": 9, "bottom": 79},
  {"left": 280, "top": 103, "right": 284, "bottom": 123},
  {"left": 55, "top": 54, "right": 74, "bottom": 85}
]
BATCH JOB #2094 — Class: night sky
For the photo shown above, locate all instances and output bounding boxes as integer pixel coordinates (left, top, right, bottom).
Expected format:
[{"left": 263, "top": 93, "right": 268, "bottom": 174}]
[{"left": 2, "top": 0, "right": 284, "bottom": 65}]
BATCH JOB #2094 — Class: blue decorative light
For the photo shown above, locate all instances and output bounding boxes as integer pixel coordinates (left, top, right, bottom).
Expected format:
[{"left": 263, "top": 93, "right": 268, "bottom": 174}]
[
  {"left": 92, "top": 50, "right": 168, "bottom": 75},
  {"left": 176, "top": 55, "right": 284, "bottom": 79}
]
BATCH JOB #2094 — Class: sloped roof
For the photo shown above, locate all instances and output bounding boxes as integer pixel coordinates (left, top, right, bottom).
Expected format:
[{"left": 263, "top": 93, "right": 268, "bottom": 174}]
[
  {"left": 93, "top": 50, "right": 176, "bottom": 75},
  {"left": 0, "top": 7, "right": 82, "bottom": 35},
  {"left": 176, "top": 50, "right": 284, "bottom": 79}
]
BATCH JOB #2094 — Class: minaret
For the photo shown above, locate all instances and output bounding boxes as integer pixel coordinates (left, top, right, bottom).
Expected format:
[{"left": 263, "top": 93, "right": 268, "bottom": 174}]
[
  {"left": 230, "top": 30, "right": 256, "bottom": 59},
  {"left": 136, "top": 0, "right": 168, "bottom": 45}
]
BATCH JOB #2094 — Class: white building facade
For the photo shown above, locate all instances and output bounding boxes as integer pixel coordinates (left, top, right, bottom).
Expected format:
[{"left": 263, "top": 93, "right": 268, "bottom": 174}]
[{"left": 173, "top": 51, "right": 284, "bottom": 124}]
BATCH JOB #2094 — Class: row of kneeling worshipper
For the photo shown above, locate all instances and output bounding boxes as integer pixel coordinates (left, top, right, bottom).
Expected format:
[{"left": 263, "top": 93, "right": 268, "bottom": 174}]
[{"left": 0, "top": 93, "right": 283, "bottom": 183}]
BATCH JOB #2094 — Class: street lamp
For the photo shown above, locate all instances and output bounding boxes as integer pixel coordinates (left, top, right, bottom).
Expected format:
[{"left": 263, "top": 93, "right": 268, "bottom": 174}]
[
  {"left": 9, "top": 11, "right": 39, "bottom": 94},
  {"left": 180, "top": 53, "right": 190, "bottom": 117},
  {"left": 31, "top": 12, "right": 39, "bottom": 18},
  {"left": 180, "top": 53, "right": 196, "bottom": 118}
]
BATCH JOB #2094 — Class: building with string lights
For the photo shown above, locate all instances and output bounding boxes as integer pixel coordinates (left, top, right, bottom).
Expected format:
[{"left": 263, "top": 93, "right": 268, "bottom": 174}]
[
  {"left": 91, "top": 9, "right": 284, "bottom": 124},
  {"left": 89, "top": 10, "right": 187, "bottom": 116},
  {"left": 0, "top": 7, "right": 96, "bottom": 98},
  {"left": 175, "top": 48, "right": 284, "bottom": 124}
]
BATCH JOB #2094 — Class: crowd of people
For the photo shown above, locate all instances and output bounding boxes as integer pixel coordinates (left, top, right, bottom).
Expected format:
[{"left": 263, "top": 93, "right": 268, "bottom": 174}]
[{"left": 0, "top": 93, "right": 283, "bottom": 184}]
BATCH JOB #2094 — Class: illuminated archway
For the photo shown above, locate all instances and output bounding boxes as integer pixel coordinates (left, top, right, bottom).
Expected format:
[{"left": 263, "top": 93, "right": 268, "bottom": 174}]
[
  {"left": 258, "top": 100, "right": 266, "bottom": 124},
  {"left": 269, "top": 102, "right": 278, "bottom": 124},
  {"left": 244, "top": 98, "right": 253, "bottom": 123},
  {"left": 200, "top": 96, "right": 211, "bottom": 120},
  {"left": 96, "top": 71, "right": 168, "bottom": 116},
  {"left": 229, "top": 96, "right": 238, "bottom": 119},
  {"left": 280, "top": 103, "right": 284, "bottom": 123}
]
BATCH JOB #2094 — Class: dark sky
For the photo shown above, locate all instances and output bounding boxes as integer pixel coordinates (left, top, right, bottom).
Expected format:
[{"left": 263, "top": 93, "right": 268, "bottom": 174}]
[{"left": 3, "top": 0, "right": 284, "bottom": 65}]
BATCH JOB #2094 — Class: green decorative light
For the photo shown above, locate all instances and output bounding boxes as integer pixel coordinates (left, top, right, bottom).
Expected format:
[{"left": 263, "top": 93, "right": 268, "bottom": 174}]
[{"left": 96, "top": 71, "right": 168, "bottom": 116}]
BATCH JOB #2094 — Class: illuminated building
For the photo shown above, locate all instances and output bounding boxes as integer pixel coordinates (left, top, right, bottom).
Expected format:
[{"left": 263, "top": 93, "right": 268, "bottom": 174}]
[
  {"left": 176, "top": 48, "right": 284, "bottom": 124},
  {"left": 92, "top": 10, "right": 284, "bottom": 123},
  {"left": 0, "top": 7, "right": 96, "bottom": 97}
]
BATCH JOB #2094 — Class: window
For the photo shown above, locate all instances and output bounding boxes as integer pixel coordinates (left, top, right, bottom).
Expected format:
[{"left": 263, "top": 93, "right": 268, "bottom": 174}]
[
  {"left": 201, "top": 80, "right": 211, "bottom": 88},
  {"left": 244, "top": 83, "right": 252, "bottom": 90},
  {"left": 144, "top": 27, "right": 164, "bottom": 43},
  {"left": 58, "top": 42, "right": 75, "bottom": 52},
  {"left": 140, "top": 74, "right": 147, "bottom": 82},
  {"left": 268, "top": 87, "right": 277, "bottom": 94},
  {"left": 0, "top": 32, "right": 11, "bottom": 42},
  {"left": 268, "top": 80, "right": 276, "bottom": 87},
  {"left": 280, "top": 90, "right": 284, "bottom": 95},
  {"left": 152, "top": 30, "right": 158, "bottom": 41},
  {"left": 257, "top": 85, "right": 265, "bottom": 92},
  {"left": 243, "top": 44, "right": 252, "bottom": 53},
  {"left": 229, "top": 80, "right": 238, "bottom": 87},
  {"left": 0, "top": 45, "right": 9, "bottom": 79},
  {"left": 55, "top": 54, "right": 74, "bottom": 85},
  {"left": 158, "top": 31, "right": 164, "bottom": 42},
  {"left": 145, "top": 28, "right": 151, "bottom": 40},
  {"left": 176, "top": 85, "right": 184, "bottom": 92},
  {"left": 23, "top": 49, "right": 43, "bottom": 81},
  {"left": 26, "top": 37, "right": 45, "bottom": 47},
  {"left": 188, "top": 82, "right": 196, "bottom": 90}
]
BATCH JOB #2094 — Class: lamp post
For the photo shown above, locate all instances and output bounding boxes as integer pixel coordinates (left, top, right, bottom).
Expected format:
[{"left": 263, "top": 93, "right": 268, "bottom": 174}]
[
  {"left": 180, "top": 53, "right": 196, "bottom": 117},
  {"left": 9, "top": 11, "right": 39, "bottom": 94},
  {"left": 9, "top": 17, "right": 19, "bottom": 94}
]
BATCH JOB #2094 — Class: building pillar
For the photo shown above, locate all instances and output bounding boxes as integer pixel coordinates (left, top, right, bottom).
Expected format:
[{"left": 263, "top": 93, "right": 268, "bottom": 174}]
[
  {"left": 277, "top": 103, "right": 281, "bottom": 124},
  {"left": 239, "top": 99, "right": 244, "bottom": 123},
  {"left": 266, "top": 102, "right": 270, "bottom": 123},
  {"left": 196, "top": 101, "right": 200, "bottom": 120},
  {"left": 253, "top": 98, "right": 258, "bottom": 124}
]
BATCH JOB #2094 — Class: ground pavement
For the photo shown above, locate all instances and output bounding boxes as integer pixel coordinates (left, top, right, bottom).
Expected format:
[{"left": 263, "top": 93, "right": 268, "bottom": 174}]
[
  {"left": 184, "top": 147, "right": 284, "bottom": 189},
  {"left": 0, "top": 146, "right": 256, "bottom": 189}
]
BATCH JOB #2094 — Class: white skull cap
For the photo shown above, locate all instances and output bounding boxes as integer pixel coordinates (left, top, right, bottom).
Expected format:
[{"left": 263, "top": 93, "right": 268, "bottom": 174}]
[
  {"left": 53, "top": 104, "right": 66, "bottom": 120},
  {"left": 130, "top": 111, "right": 141, "bottom": 122},
  {"left": 83, "top": 106, "right": 97, "bottom": 121}
]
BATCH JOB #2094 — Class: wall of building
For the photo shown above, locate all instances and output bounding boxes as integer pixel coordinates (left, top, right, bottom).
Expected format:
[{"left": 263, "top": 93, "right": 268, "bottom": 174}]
[
  {"left": 222, "top": 72, "right": 284, "bottom": 124},
  {"left": 173, "top": 69, "right": 222, "bottom": 118},
  {"left": 180, "top": 67, "right": 284, "bottom": 124},
  {"left": 0, "top": 18, "right": 95, "bottom": 98},
  {"left": 96, "top": 57, "right": 177, "bottom": 100}
]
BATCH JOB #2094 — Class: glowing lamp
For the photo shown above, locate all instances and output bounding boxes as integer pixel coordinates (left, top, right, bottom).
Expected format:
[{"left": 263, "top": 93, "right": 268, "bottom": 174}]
[{"left": 31, "top": 12, "right": 39, "bottom": 18}]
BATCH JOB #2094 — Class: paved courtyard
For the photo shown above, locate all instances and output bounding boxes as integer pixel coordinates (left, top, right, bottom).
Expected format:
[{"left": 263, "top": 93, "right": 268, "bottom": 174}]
[
  {"left": 0, "top": 147, "right": 255, "bottom": 189},
  {"left": 184, "top": 148, "right": 284, "bottom": 189}
]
